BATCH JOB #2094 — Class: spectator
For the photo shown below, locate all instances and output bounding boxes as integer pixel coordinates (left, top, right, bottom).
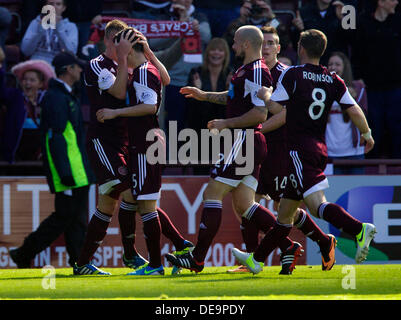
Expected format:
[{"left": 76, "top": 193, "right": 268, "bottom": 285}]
[
  {"left": 0, "top": 47, "right": 23, "bottom": 163},
  {"left": 194, "top": 0, "right": 242, "bottom": 37},
  {"left": 351, "top": 0, "right": 401, "bottom": 158},
  {"left": 0, "top": 7, "right": 12, "bottom": 54},
  {"left": 130, "top": 0, "right": 172, "bottom": 20},
  {"left": 326, "top": 51, "right": 368, "bottom": 174},
  {"left": 6, "top": 60, "right": 55, "bottom": 162},
  {"left": 64, "top": 0, "right": 103, "bottom": 59},
  {"left": 20, "top": 0, "right": 78, "bottom": 65},
  {"left": 185, "top": 38, "right": 232, "bottom": 174},
  {"left": 149, "top": 0, "right": 211, "bottom": 133},
  {"left": 20, "top": 0, "right": 44, "bottom": 35},
  {"left": 224, "top": 0, "right": 293, "bottom": 68},
  {"left": 9, "top": 51, "right": 94, "bottom": 268},
  {"left": 224, "top": 0, "right": 277, "bottom": 49},
  {"left": 291, "top": 0, "right": 354, "bottom": 65}
]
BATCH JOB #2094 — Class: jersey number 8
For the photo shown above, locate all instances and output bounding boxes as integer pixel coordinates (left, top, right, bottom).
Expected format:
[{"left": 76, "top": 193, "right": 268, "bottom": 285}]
[{"left": 308, "top": 88, "right": 326, "bottom": 120}]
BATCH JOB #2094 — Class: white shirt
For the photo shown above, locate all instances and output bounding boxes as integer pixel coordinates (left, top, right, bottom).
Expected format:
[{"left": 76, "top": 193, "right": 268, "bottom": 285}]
[{"left": 326, "top": 101, "right": 365, "bottom": 157}]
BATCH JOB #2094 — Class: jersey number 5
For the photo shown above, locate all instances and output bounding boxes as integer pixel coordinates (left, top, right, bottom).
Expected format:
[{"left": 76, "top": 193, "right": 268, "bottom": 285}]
[{"left": 308, "top": 88, "right": 326, "bottom": 120}]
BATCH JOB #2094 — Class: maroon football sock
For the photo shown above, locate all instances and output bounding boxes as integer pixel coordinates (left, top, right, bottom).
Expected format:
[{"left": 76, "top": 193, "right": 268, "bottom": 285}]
[
  {"left": 118, "top": 201, "right": 138, "bottom": 259},
  {"left": 192, "top": 200, "right": 222, "bottom": 263},
  {"left": 318, "top": 202, "right": 363, "bottom": 236},
  {"left": 157, "top": 207, "right": 185, "bottom": 251},
  {"left": 253, "top": 220, "right": 292, "bottom": 263},
  {"left": 240, "top": 217, "right": 259, "bottom": 253},
  {"left": 295, "top": 208, "right": 330, "bottom": 248},
  {"left": 245, "top": 203, "right": 293, "bottom": 252},
  {"left": 77, "top": 209, "right": 111, "bottom": 266},
  {"left": 141, "top": 211, "right": 162, "bottom": 268}
]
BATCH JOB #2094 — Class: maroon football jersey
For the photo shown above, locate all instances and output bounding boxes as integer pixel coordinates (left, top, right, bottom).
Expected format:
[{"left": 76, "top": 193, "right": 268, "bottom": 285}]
[
  {"left": 84, "top": 54, "right": 128, "bottom": 145},
  {"left": 264, "top": 61, "right": 288, "bottom": 143},
  {"left": 126, "top": 61, "right": 162, "bottom": 153},
  {"left": 271, "top": 63, "right": 356, "bottom": 155},
  {"left": 227, "top": 59, "right": 273, "bottom": 130}
]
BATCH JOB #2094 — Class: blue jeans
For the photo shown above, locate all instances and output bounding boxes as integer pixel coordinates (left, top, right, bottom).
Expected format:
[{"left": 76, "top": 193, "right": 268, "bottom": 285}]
[
  {"left": 329, "top": 154, "right": 365, "bottom": 175},
  {"left": 367, "top": 87, "right": 401, "bottom": 158}
]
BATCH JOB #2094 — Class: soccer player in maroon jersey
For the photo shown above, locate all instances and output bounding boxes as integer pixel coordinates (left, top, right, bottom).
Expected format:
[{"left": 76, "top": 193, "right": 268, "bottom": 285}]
[
  {"left": 96, "top": 28, "right": 194, "bottom": 275},
  {"left": 74, "top": 22, "right": 191, "bottom": 275},
  {"left": 73, "top": 20, "right": 138, "bottom": 275},
  {"left": 232, "top": 29, "right": 376, "bottom": 275},
  {"left": 116, "top": 32, "right": 194, "bottom": 275},
  {"left": 229, "top": 26, "right": 336, "bottom": 274},
  {"left": 96, "top": 28, "right": 166, "bottom": 275},
  {"left": 164, "top": 25, "right": 301, "bottom": 274}
]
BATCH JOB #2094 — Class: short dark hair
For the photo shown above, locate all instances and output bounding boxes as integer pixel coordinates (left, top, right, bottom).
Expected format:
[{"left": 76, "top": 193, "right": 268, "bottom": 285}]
[
  {"left": 114, "top": 27, "right": 144, "bottom": 53},
  {"left": 299, "top": 29, "right": 327, "bottom": 59},
  {"left": 260, "top": 25, "right": 280, "bottom": 44}
]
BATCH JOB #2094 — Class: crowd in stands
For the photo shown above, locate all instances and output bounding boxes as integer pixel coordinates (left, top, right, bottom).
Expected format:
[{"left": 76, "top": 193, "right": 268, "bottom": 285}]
[{"left": 0, "top": 0, "right": 401, "bottom": 174}]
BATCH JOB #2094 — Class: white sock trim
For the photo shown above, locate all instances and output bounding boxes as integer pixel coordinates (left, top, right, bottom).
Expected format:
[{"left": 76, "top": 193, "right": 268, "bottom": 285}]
[
  {"left": 203, "top": 200, "right": 223, "bottom": 209},
  {"left": 318, "top": 202, "right": 330, "bottom": 220},
  {"left": 295, "top": 209, "right": 307, "bottom": 228},
  {"left": 141, "top": 211, "right": 159, "bottom": 223},
  {"left": 120, "top": 201, "right": 137, "bottom": 212},
  {"left": 94, "top": 209, "right": 112, "bottom": 223},
  {"left": 242, "top": 203, "right": 259, "bottom": 220}
]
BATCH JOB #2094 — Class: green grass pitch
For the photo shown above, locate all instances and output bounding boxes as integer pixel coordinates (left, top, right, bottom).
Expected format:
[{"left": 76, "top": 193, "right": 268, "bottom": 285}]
[{"left": 0, "top": 264, "right": 400, "bottom": 300}]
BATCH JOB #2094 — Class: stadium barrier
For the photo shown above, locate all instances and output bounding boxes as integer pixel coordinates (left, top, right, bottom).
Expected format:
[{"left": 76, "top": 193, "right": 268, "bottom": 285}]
[
  {"left": 0, "top": 159, "right": 401, "bottom": 268},
  {"left": 0, "top": 176, "right": 305, "bottom": 268}
]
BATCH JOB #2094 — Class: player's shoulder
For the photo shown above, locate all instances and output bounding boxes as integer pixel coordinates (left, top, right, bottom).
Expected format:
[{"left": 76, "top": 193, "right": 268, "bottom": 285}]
[
  {"left": 88, "top": 54, "right": 117, "bottom": 75},
  {"left": 144, "top": 61, "right": 161, "bottom": 80},
  {"left": 276, "top": 61, "right": 289, "bottom": 71},
  {"left": 243, "top": 59, "right": 271, "bottom": 84},
  {"left": 133, "top": 61, "right": 161, "bottom": 86},
  {"left": 276, "top": 64, "right": 298, "bottom": 81}
]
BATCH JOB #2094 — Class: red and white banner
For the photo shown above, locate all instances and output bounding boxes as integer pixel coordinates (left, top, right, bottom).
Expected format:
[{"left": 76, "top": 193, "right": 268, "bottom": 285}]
[
  {"left": 91, "top": 17, "right": 202, "bottom": 63},
  {"left": 0, "top": 177, "right": 306, "bottom": 268}
]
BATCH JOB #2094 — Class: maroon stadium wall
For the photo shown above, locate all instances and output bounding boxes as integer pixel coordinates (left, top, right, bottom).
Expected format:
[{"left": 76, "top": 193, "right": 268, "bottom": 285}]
[{"left": 0, "top": 176, "right": 306, "bottom": 268}]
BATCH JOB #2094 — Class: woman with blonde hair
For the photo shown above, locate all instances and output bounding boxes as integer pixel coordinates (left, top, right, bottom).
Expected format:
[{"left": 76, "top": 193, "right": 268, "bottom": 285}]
[
  {"left": 326, "top": 51, "right": 368, "bottom": 174},
  {"left": 185, "top": 37, "right": 232, "bottom": 174}
]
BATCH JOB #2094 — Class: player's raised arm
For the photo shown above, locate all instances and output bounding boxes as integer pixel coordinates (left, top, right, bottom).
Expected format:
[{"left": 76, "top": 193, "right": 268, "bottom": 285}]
[
  {"left": 107, "top": 29, "right": 136, "bottom": 99},
  {"left": 180, "top": 86, "right": 228, "bottom": 105},
  {"left": 136, "top": 32, "right": 171, "bottom": 86}
]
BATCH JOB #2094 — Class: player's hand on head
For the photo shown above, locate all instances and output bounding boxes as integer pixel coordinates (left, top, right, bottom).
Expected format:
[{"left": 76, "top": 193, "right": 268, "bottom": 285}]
[
  {"left": 135, "top": 32, "right": 152, "bottom": 56},
  {"left": 257, "top": 86, "right": 273, "bottom": 102},
  {"left": 96, "top": 108, "right": 117, "bottom": 123},
  {"left": 179, "top": 86, "right": 206, "bottom": 101},
  {"left": 115, "top": 29, "right": 135, "bottom": 58}
]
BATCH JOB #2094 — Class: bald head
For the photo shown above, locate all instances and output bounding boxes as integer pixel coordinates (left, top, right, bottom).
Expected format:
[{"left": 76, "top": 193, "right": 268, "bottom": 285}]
[{"left": 236, "top": 25, "right": 264, "bottom": 51}]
